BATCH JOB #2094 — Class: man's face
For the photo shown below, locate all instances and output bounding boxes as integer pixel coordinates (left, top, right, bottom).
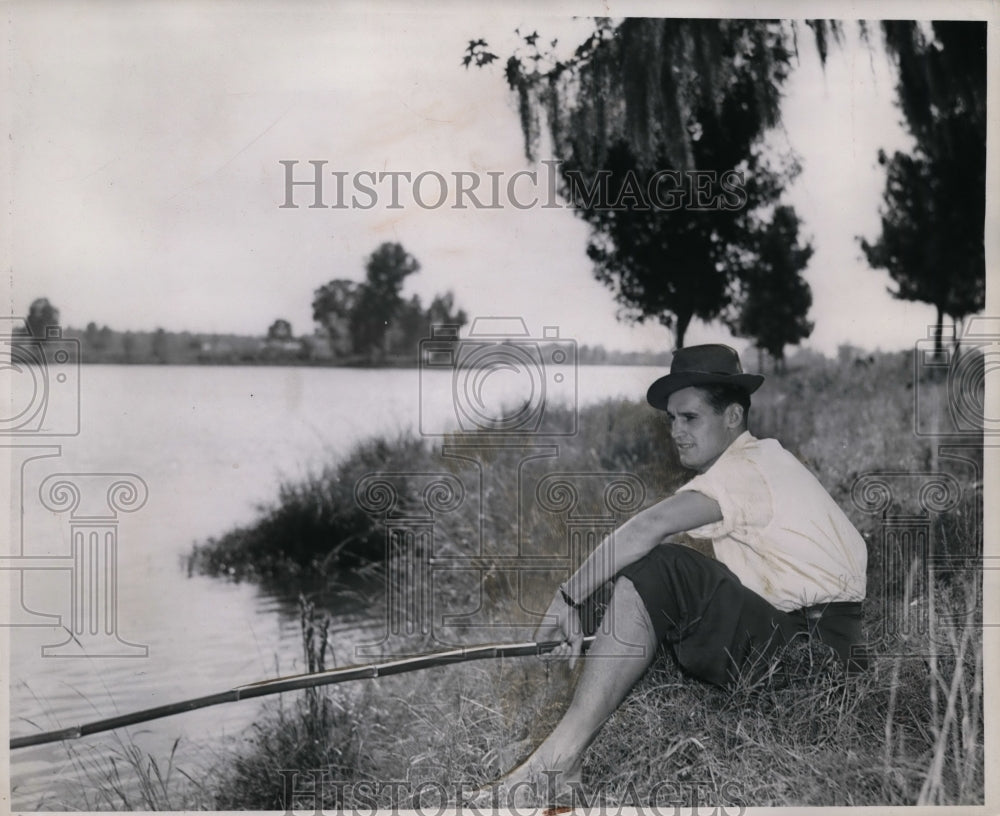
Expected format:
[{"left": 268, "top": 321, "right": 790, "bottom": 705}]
[{"left": 666, "top": 387, "right": 737, "bottom": 473}]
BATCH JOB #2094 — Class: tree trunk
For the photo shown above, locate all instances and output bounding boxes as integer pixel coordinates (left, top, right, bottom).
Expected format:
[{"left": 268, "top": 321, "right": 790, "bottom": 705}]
[{"left": 675, "top": 311, "right": 693, "bottom": 350}]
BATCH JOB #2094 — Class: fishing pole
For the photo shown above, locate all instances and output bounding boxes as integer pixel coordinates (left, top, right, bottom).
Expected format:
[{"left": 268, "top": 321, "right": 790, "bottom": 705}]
[{"left": 10, "top": 635, "right": 596, "bottom": 750}]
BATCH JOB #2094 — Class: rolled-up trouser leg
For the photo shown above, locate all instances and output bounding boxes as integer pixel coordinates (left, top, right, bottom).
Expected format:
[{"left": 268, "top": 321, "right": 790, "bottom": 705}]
[{"left": 617, "top": 543, "right": 806, "bottom": 686}]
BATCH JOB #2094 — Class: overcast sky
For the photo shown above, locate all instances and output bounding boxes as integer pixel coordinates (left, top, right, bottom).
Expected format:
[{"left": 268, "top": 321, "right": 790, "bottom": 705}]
[{"left": 5, "top": 3, "right": 990, "bottom": 356}]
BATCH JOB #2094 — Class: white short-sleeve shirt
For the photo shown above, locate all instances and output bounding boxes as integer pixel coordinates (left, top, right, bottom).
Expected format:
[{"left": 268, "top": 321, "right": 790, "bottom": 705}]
[{"left": 676, "top": 431, "right": 867, "bottom": 611}]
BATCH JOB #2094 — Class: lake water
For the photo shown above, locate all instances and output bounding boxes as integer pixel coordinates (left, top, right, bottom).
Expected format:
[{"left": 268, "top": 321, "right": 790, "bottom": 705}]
[{"left": 8, "top": 363, "right": 663, "bottom": 808}]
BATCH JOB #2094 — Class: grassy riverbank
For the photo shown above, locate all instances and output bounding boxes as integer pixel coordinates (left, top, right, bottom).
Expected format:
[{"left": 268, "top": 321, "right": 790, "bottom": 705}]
[{"left": 137, "top": 352, "right": 987, "bottom": 807}]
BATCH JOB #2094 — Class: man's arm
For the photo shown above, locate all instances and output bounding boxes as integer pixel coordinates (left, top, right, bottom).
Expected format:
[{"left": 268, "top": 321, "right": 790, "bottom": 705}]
[
  {"left": 562, "top": 490, "right": 722, "bottom": 604},
  {"left": 536, "top": 490, "right": 722, "bottom": 667}
]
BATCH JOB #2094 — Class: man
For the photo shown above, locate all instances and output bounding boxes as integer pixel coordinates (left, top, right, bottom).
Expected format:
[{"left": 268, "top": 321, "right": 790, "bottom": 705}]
[{"left": 489, "top": 344, "right": 867, "bottom": 800}]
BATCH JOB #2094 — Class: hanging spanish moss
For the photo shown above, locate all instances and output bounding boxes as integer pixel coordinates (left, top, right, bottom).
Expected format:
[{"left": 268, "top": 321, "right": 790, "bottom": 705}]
[{"left": 501, "top": 19, "right": 809, "bottom": 172}]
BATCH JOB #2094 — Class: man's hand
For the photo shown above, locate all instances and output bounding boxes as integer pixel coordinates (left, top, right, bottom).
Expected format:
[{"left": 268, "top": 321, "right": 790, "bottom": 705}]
[{"left": 534, "top": 590, "right": 585, "bottom": 669}]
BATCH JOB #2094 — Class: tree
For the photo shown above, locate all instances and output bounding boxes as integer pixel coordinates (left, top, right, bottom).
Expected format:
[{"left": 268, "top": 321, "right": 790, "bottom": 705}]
[
  {"left": 474, "top": 19, "right": 991, "bottom": 351},
  {"left": 267, "top": 318, "right": 294, "bottom": 341},
  {"left": 569, "top": 140, "right": 805, "bottom": 349},
  {"left": 26, "top": 298, "right": 60, "bottom": 338},
  {"left": 85, "top": 321, "right": 101, "bottom": 350},
  {"left": 388, "top": 294, "right": 427, "bottom": 357},
  {"left": 312, "top": 279, "right": 359, "bottom": 355},
  {"left": 427, "top": 290, "right": 468, "bottom": 332},
  {"left": 313, "top": 247, "right": 467, "bottom": 362},
  {"left": 350, "top": 242, "right": 421, "bottom": 362},
  {"left": 860, "top": 21, "right": 986, "bottom": 356},
  {"left": 81, "top": 322, "right": 110, "bottom": 356},
  {"left": 730, "top": 206, "right": 814, "bottom": 367},
  {"left": 122, "top": 331, "right": 136, "bottom": 363},
  {"left": 152, "top": 328, "right": 169, "bottom": 364},
  {"left": 471, "top": 20, "right": 814, "bottom": 349}
]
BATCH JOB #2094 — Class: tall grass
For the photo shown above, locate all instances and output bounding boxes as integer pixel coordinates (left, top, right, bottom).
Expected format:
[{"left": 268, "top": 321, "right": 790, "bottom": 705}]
[
  {"left": 169, "top": 351, "right": 987, "bottom": 806},
  {"left": 211, "top": 599, "right": 370, "bottom": 810},
  {"left": 26, "top": 731, "right": 213, "bottom": 810},
  {"left": 187, "top": 434, "right": 439, "bottom": 581}
]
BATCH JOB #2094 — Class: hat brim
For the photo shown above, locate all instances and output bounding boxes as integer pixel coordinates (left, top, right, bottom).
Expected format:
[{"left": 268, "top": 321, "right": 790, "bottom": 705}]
[{"left": 646, "top": 372, "right": 764, "bottom": 410}]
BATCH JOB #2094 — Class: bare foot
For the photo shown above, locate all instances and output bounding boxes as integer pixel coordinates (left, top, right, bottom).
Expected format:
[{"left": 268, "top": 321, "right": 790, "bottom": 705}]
[{"left": 467, "top": 758, "right": 582, "bottom": 808}]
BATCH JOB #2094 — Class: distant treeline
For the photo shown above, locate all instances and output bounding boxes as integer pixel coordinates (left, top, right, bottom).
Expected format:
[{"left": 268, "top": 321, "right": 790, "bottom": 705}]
[
  {"left": 63, "top": 324, "right": 303, "bottom": 366},
  {"left": 62, "top": 323, "right": 674, "bottom": 367}
]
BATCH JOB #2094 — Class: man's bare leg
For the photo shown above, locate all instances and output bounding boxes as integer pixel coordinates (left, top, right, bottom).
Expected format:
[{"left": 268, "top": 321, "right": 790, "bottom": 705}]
[{"left": 496, "top": 576, "right": 659, "bottom": 794}]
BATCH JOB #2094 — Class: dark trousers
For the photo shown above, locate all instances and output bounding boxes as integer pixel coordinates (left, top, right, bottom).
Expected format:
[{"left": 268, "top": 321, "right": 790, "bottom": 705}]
[{"left": 616, "top": 543, "right": 867, "bottom": 686}]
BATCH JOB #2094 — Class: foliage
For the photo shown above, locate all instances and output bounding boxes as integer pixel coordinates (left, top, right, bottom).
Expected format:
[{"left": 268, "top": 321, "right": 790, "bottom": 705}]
[
  {"left": 487, "top": 19, "right": 795, "bottom": 172},
  {"left": 730, "top": 205, "right": 814, "bottom": 363},
  {"left": 84, "top": 321, "right": 114, "bottom": 352},
  {"left": 312, "top": 243, "right": 468, "bottom": 362},
  {"left": 197, "top": 599, "right": 368, "bottom": 811},
  {"left": 151, "top": 327, "right": 169, "bottom": 364},
  {"left": 187, "top": 433, "right": 439, "bottom": 582},
  {"left": 570, "top": 140, "right": 808, "bottom": 349},
  {"left": 350, "top": 242, "right": 421, "bottom": 361},
  {"left": 33, "top": 731, "right": 211, "bottom": 810},
  {"left": 426, "top": 291, "right": 468, "bottom": 333},
  {"left": 26, "top": 297, "right": 60, "bottom": 337},
  {"left": 312, "top": 278, "right": 360, "bottom": 353},
  {"left": 860, "top": 21, "right": 986, "bottom": 355},
  {"left": 266, "top": 318, "right": 294, "bottom": 341},
  {"left": 470, "top": 20, "right": 815, "bottom": 350}
]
